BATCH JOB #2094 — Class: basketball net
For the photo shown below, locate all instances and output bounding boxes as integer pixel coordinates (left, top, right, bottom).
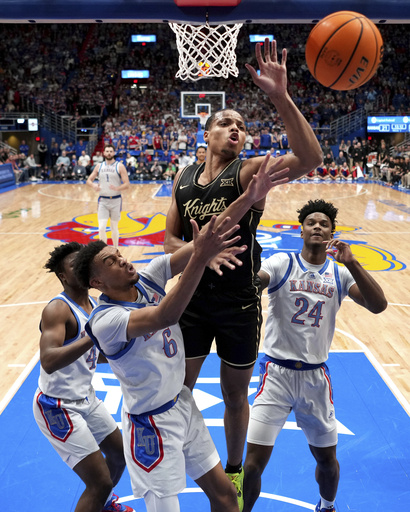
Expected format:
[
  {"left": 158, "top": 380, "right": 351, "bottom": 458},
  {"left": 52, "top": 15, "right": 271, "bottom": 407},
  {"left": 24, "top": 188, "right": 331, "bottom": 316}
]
[
  {"left": 169, "top": 21, "right": 243, "bottom": 81},
  {"left": 198, "top": 111, "right": 210, "bottom": 128}
]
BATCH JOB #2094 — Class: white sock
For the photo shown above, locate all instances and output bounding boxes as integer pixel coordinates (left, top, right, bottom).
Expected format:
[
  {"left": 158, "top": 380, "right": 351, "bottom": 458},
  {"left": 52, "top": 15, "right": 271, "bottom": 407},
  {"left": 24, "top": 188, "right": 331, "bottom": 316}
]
[
  {"left": 320, "top": 496, "right": 335, "bottom": 510},
  {"left": 104, "top": 491, "right": 114, "bottom": 507}
]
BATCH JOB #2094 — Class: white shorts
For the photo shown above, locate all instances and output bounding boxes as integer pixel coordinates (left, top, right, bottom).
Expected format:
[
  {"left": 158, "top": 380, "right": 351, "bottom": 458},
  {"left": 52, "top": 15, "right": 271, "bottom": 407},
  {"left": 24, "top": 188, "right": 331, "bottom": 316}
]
[
  {"left": 33, "top": 386, "right": 118, "bottom": 469},
  {"left": 98, "top": 195, "right": 122, "bottom": 221},
  {"left": 122, "top": 385, "right": 219, "bottom": 499},
  {"left": 248, "top": 359, "right": 338, "bottom": 448}
]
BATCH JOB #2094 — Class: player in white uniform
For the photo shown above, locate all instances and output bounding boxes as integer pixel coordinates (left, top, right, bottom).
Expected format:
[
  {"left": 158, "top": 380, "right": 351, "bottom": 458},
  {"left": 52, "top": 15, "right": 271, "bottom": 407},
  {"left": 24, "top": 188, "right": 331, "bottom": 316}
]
[
  {"left": 242, "top": 199, "right": 387, "bottom": 512},
  {"left": 74, "top": 154, "right": 291, "bottom": 512},
  {"left": 87, "top": 144, "right": 130, "bottom": 248},
  {"left": 32, "top": 242, "right": 134, "bottom": 512}
]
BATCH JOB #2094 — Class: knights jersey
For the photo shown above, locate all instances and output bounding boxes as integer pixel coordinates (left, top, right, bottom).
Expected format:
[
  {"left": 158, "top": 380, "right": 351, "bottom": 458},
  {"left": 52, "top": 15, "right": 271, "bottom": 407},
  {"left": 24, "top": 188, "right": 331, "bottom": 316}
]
[
  {"left": 86, "top": 255, "right": 185, "bottom": 415},
  {"left": 38, "top": 293, "right": 98, "bottom": 400},
  {"left": 98, "top": 160, "right": 122, "bottom": 197},
  {"left": 262, "top": 252, "right": 356, "bottom": 363},
  {"left": 174, "top": 159, "right": 263, "bottom": 288}
]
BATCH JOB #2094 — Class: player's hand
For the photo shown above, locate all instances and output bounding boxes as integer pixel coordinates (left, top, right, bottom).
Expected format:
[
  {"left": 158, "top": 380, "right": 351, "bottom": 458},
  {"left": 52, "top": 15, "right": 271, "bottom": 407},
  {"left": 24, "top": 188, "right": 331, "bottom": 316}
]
[
  {"left": 324, "top": 239, "right": 355, "bottom": 264},
  {"left": 245, "top": 38, "right": 288, "bottom": 98},
  {"left": 208, "top": 245, "right": 248, "bottom": 276},
  {"left": 246, "top": 153, "right": 289, "bottom": 202},
  {"left": 191, "top": 216, "right": 241, "bottom": 265}
]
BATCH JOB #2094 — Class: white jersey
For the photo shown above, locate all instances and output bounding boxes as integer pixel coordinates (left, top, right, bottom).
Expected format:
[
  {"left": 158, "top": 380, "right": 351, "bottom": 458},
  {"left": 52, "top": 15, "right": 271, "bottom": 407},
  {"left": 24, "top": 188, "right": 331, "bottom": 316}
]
[
  {"left": 98, "top": 160, "right": 122, "bottom": 197},
  {"left": 38, "top": 293, "right": 98, "bottom": 400},
  {"left": 262, "top": 252, "right": 356, "bottom": 364},
  {"left": 86, "top": 254, "right": 185, "bottom": 416}
]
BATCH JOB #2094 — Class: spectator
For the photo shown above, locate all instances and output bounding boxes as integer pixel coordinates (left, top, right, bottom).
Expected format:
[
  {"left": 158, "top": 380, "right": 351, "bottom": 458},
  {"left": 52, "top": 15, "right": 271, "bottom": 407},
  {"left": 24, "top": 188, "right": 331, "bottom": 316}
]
[
  {"left": 19, "top": 139, "right": 30, "bottom": 157},
  {"left": 37, "top": 138, "right": 48, "bottom": 168},
  {"left": 125, "top": 152, "right": 137, "bottom": 177},
  {"left": 25, "top": 153, "right": 42, "bottom": 181},
  {"left": 163, "top": 161, "right": 177, "bottom": 180},
  {"left": 335, "top": 150, "right": 347, "bottom": 167},
  {"left": 150, "top": 161, "right": 164, "bottom": 180},
  {"left": 55, "top": 150, "right": 71, "bottom": 180}
]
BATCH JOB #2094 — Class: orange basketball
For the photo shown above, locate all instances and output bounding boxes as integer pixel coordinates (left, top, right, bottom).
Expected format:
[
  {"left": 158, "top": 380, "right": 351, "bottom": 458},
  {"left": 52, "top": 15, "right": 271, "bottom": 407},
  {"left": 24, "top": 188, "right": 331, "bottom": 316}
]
[{"left": 305, "top": 11, "right": 384, "bottom": 90}]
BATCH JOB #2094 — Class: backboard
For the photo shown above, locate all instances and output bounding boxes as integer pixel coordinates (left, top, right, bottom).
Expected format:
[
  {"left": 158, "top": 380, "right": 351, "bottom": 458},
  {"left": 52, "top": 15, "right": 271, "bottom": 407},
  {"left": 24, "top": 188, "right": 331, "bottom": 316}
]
[
  {"left": 1, "top": 0, "right": 410, "bottom": 23},
  {"left": 181, "top": 91, "right": 225, "bottom": 120}
]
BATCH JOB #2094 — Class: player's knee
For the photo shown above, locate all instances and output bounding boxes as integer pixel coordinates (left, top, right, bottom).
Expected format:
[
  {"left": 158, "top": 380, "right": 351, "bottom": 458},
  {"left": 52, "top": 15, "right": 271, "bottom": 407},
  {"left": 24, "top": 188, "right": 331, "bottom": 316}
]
[
  {"left": 244, "top": 455, "right": 264, "bottom": 480},
  {"left": 221, "top": 387, "right": 249, "bottom": 410}
]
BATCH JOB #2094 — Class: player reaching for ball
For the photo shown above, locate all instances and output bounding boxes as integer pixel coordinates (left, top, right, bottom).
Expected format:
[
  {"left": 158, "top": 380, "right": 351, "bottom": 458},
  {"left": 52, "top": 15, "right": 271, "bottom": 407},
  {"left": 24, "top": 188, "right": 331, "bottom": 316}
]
[
  {"left": 242, "top": 199, "right": 387, "bottom": 512},
  {"left": 164, "top": 37, "right": 322, "bottom": 511}
]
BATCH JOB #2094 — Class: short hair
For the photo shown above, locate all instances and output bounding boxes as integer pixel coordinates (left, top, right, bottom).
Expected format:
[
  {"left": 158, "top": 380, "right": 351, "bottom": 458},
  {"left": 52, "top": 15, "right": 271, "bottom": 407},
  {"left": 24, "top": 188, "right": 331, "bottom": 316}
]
[
  {"left": 297, "top": 199, "right": 338, "bottom": 233},
  {"left": 104, "top": 143, "right": 116, "bottom": 152},
  {"left": 74, "top": 241, "right": 107, "bottom": 289},
  {"left": 204, "top": 108, "right": 241, "bottom": 131},
  {"left": 44, "top": 242, "right": 83, "bottom": 277}
]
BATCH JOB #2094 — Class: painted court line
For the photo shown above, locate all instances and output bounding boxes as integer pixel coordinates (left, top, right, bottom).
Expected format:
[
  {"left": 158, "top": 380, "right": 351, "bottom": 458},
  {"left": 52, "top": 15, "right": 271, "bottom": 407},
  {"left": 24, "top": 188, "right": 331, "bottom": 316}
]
[
  {"left": 335, "top": 327, "right": 410, "bottom": 415},
  {"left": 0, "top": 350, "right": 39, "bottom": 414}
]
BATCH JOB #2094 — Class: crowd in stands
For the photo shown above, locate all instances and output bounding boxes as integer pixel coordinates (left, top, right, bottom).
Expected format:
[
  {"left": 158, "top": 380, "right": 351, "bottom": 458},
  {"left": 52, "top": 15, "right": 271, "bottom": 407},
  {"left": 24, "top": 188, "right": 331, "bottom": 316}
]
[{"left": 0, "top": 22, "right": 409, "bottom": 186}]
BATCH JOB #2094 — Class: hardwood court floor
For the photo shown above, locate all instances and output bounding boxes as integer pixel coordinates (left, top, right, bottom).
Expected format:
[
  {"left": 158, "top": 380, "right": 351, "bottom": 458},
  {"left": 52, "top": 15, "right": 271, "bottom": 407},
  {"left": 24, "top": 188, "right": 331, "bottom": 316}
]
[{"left": 0, "top": 180, "right": 409, "bottom": 414}]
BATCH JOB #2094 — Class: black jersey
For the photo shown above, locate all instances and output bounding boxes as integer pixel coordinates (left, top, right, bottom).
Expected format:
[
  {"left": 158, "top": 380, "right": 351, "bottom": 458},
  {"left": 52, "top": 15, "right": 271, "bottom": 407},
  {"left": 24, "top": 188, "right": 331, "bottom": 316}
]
[{"left": 175, "top": 159, "right": 263, "bottom": 289}]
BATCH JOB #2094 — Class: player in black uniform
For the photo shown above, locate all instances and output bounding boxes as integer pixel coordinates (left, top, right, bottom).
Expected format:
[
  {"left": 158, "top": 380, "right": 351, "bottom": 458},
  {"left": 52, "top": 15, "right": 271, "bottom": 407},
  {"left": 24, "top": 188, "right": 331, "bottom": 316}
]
[{"left": 164, "top": 38, "right": 322, "bottom": 510}]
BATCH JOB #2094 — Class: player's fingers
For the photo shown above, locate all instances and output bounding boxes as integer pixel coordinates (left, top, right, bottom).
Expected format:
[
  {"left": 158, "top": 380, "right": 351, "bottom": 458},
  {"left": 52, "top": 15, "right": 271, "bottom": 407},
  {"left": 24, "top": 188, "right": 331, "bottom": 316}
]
[
  {"left": 264, "top": 38, "right": 272, "bottom": 61},
  {"left": 270, "top": 168, "right": 290, "bottom": 181},
  {"left": 245, "top": 63, "right": 259, "bottom": 82},
  {"left": 281, "top": 47, "right": 287, "bottom": 65},
  {"left": 222, "top": 234, "right": 241, "bottom": 247},
  {"left": 190, "top": 218, "right": 199, "bottom": 236},
  {"left": 270, "top": 39, "right": 277, "bottom": 61}
]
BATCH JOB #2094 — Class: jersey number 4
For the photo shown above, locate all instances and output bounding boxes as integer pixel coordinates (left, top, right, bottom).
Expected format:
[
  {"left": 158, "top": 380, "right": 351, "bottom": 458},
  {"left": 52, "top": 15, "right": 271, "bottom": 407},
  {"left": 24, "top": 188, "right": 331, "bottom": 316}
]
[{"left": 291, "top": 298, "right": 325, "bottom": 328}]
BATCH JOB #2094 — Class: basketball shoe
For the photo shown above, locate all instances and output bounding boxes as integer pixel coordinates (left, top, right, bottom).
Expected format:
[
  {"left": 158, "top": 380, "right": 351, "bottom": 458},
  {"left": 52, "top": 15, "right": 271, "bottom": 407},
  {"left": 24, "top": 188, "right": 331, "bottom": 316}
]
[
  {"left": 226, "top": 469, "right": 244, "bottom": 512},
  {"left": 315, "top": 500, "right": 336, "bottom": 512},
  {"left": 103, "top": 494, "right": 135, "bottom": 512}
]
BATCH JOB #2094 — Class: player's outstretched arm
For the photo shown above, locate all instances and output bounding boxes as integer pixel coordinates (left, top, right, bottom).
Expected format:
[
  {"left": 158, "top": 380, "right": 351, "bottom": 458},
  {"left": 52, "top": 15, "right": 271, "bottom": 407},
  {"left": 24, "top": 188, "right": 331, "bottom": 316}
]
[
  {"left": 127, "top": 217, "right": 241, "bottom": 338},
  {"left": 245, "top": 38, "right": 322, "bottom": 180}
]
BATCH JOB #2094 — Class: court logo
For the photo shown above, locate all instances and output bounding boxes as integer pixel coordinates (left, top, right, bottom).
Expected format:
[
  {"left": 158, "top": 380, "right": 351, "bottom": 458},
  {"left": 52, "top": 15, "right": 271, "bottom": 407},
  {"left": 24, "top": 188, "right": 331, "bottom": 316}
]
[{"left": 44, "top": 212, "right": 406, "bottom": 271}]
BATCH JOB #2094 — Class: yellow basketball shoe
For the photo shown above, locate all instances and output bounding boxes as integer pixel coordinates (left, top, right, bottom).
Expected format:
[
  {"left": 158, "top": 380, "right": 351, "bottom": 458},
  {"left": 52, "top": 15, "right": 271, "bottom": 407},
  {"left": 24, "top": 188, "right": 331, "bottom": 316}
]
[{"left": 226, "top": 468, "right": 244, "bottom": 511}]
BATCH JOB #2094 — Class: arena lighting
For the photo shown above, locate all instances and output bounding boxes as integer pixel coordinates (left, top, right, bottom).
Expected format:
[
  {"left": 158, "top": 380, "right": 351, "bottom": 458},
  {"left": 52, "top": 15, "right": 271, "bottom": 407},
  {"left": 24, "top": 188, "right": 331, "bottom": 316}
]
[
  {"left": 249, "top": 35, "right": 274, "bottom": 42},
  {"left": 131, "top": 35, "right": 156, "bottom": 43},
  {"left": 121, "top": 70, "right": 149, "bottom": 79}
]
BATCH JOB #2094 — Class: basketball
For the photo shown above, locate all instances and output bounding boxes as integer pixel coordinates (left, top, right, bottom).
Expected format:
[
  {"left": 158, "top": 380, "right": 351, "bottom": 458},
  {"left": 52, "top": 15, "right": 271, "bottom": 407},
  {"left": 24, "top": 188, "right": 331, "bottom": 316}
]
[{"left": 305, "top": 11, "right": 384, "bottom": 90}]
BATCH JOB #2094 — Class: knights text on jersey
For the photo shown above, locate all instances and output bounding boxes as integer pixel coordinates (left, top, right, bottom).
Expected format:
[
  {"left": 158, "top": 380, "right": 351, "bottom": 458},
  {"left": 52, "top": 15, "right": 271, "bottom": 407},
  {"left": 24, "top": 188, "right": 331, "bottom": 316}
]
[
  {"left": 175, "top": 159, "right": 263, "bottom": 287},
  {"left": 261, "top": 252, "right": 356, "bottom": 364}
]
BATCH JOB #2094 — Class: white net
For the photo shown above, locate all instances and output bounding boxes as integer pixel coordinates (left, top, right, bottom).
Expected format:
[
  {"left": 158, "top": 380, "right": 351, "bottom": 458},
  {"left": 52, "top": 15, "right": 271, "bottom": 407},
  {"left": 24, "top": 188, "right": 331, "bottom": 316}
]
[{"left": 169, "top": 22, "right": 243, "bottom": 81}]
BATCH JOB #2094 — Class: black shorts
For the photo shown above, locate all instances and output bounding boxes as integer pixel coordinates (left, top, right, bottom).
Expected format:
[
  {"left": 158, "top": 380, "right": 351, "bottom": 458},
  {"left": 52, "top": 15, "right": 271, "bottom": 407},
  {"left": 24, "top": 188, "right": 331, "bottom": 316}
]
[{"left": 179, "top": 280, "right": 262, "bottom": 369}]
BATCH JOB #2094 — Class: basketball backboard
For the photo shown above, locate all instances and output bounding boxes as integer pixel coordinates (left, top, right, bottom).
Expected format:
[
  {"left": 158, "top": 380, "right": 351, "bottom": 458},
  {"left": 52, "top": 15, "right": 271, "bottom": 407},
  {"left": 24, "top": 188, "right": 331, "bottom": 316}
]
[
  {"left": 181, "top": 91, "right": 225, "bottom": 119},
  {"left": 1, "top": 0, "right": 410, "bottom": 23}
]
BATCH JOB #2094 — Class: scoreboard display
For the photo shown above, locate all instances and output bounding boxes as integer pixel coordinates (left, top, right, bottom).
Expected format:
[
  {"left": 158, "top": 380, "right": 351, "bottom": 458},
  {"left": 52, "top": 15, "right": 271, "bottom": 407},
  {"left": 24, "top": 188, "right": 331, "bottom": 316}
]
[{"left": 367, "top": 116, "right": 410, "bottom": 133}]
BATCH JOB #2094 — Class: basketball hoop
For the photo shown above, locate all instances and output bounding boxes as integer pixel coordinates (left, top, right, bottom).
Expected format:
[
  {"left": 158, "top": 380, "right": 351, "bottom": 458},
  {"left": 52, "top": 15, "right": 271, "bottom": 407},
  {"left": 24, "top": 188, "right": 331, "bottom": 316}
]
[
  {"left": 169, "top": 21, "right": 243, "bottom": 81},
  {"left": 198, "top": 111, "right": 210, "bottom": 128}
]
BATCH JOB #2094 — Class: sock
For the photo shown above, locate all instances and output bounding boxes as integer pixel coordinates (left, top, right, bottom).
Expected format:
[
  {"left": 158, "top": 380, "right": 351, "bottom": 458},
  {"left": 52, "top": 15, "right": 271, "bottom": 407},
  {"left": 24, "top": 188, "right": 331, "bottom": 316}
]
[
  {"left": 104, "top": 491, "right": 114, "bottom": 507},
  {"left": 225, "top": 462, "right": 242, "bottom": 474},
  {"left": 320, "top": 496, "right": 335, "bottom": 510}
]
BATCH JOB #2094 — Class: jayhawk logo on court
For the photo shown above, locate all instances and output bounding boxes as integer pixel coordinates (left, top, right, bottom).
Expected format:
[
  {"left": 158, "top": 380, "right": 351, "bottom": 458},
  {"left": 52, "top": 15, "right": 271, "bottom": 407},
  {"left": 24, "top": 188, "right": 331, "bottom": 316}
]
[{"left": 44, "top": 211, "right": 405, "bottom": 272}]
